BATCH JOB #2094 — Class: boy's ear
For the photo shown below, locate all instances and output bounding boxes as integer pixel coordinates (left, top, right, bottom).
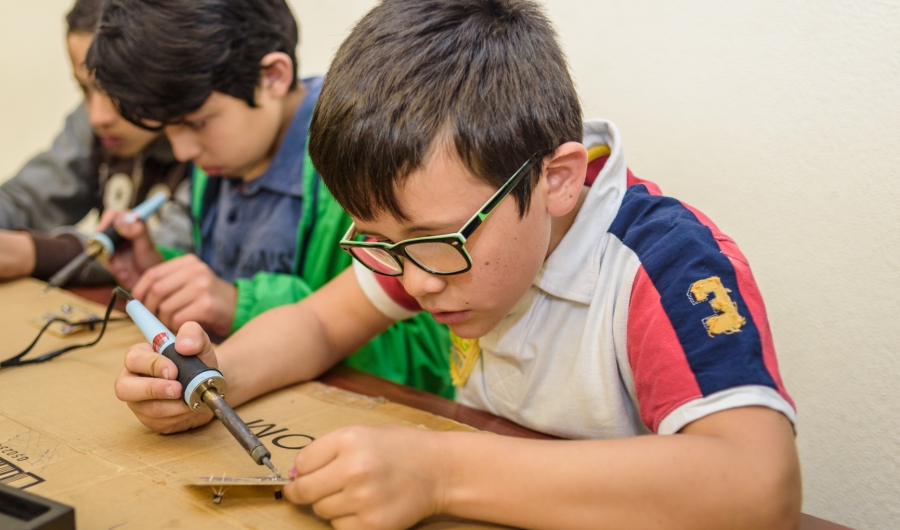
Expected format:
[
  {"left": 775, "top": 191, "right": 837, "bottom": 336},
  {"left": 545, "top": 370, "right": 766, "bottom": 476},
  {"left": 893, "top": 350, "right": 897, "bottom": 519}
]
[
  {"left": 543, "top": 141, "right": 588, "bottom": 217},
  {"left": 258, "top": 52, "right": 295, "bottom": 98}
]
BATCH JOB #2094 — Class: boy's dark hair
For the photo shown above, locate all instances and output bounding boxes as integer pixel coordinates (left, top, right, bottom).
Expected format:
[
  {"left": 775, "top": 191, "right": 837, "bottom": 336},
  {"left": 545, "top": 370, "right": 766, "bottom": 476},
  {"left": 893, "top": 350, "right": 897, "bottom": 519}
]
[
  {"left": 85, "top": 0, "right": 299, "bottom": 128},
  {"left": 66, "top": 0, "right": 105, "bottom": 33},
  {"left": 309, "top": 0, "right": 582, "bottom": 221}
]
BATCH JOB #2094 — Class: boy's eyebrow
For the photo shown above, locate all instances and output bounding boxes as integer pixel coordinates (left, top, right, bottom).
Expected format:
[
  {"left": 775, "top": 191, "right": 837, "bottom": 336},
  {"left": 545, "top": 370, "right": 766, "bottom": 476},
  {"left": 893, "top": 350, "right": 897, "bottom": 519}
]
[
  {"left": 173, "top": 110, "right": 213, "bottom": 127},
  {"left": 403, "top": 221, "right": 458, "bottom": 235},
  {"left": 361, "top": 221, "right": 462, "bottom": 241},
  {"left": 183, "top": 111, "right": 210, "bottom": 122}
]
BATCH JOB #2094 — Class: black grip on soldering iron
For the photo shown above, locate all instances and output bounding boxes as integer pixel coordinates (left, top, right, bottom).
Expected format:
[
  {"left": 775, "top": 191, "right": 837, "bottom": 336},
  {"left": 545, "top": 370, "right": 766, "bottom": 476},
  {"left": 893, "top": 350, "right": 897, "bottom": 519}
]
[
  {"left": 158, "top": 342, "right": 215, "bottom": 392},
  {"left": 101, "top": 224, "right": 125, "bottom": 249}
]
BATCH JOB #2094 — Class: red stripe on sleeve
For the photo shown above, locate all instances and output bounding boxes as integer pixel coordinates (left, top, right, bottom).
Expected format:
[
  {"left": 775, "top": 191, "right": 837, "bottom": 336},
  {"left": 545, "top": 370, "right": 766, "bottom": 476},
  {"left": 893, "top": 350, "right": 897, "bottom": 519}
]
[
  {"left": 374, "top": 274, "right": 422, "bottom": 312},
  {"left": 626, "top": 169, "right": 663, "bottom": 196},
  {"left": 681, "top": 203, "right": 794, "bottom": 407},
  {"left": 728, "top": 253, "right": 794, "bottom": 407},
  {"left": 628, "top": 265, "right": 703, "bottom": 433}
]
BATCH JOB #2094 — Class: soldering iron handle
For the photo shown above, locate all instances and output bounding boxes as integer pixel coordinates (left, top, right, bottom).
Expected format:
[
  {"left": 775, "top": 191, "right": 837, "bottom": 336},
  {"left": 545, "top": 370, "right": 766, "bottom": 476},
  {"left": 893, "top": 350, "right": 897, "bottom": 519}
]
[
  {"left": 89, "top": 193, "right": 168, "bottom": 257},
  {"left": 129, "top": 192, "right": 168, "bottom": 220},
  {"left": 158, "top": 342, "right": 215, "bottom": 392},
  {"left": 100, "top": 224, "right": 124, "bottom": 249},
  {"left": 123, "top": 298, "right": 224, "bottom": 408}
]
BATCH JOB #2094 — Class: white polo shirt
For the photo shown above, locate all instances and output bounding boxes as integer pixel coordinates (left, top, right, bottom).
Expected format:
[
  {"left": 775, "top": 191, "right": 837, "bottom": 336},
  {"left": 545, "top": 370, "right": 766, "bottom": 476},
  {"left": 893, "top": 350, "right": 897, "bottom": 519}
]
[{"left": 355, "top": 119, "right": 795, "bottom": 438}]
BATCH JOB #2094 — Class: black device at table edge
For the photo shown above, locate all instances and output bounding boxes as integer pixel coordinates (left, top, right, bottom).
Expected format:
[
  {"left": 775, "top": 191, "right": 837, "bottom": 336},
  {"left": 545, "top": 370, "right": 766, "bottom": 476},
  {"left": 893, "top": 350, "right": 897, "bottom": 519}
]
[{"left": 0, "top": 483, "right": 75, "bottom": 530}]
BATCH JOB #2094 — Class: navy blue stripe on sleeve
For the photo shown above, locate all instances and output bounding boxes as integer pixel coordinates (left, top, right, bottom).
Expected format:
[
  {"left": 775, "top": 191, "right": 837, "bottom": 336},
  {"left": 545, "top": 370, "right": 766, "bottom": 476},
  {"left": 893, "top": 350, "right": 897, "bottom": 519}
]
[{"left": 609, "top": 184, "right": 777, "bottom": 396}]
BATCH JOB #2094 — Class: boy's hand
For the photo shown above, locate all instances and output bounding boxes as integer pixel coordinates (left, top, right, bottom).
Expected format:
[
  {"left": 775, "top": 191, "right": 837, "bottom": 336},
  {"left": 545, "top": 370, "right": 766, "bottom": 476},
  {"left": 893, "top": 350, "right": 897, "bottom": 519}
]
[
  {"left": 113, "top": 322, "right": 217, "bottom": 434},
  {"left": 285, "top": 425, "right": 446, "bottom": 530},
  {"left": 96, "top": 208, "right": 164, "bottom": 288},
  {"left": 132, "top": 254, "right": 237, "bottom": 338},
  {"left": 0, "top": 230, "right": 35, "bottom": 279}
]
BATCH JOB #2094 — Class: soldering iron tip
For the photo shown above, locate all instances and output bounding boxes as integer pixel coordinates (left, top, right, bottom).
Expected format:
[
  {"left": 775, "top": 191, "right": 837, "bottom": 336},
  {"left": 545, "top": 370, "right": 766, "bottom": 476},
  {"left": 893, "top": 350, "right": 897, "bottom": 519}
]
[{"left": 262, "top": 457, "right": 280, "bottom": 479}]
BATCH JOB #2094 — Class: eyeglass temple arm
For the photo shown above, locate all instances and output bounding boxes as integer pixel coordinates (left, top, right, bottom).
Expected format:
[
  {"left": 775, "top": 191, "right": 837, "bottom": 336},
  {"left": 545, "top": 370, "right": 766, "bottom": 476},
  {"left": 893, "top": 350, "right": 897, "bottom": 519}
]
[{"left": 459, "top": 156, "right": 541, "bottom": 240}]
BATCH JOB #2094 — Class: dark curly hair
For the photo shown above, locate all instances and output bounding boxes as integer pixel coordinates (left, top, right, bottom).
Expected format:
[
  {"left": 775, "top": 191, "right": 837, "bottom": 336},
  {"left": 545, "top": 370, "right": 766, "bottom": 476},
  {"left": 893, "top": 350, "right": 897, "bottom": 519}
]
[
  {"left": 86, "top": 0, "right": 300, "bottom": 129},
  {"left": 66, "top": 0, "right": 105, "bottom": 33}
]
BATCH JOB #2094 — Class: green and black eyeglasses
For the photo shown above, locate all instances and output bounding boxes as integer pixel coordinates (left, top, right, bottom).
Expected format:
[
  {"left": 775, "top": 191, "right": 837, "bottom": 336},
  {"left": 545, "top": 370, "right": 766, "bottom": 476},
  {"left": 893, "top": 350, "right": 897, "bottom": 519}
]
[{"left": 340, "top": 151, "right": 550, "bottom": 276}]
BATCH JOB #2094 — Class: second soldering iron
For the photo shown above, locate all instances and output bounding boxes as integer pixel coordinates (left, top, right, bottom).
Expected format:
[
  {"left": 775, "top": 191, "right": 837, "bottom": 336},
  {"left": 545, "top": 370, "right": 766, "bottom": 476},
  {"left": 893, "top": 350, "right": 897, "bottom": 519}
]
[{"left": 41, "top": 193, "right": 169, "bottom": 295}]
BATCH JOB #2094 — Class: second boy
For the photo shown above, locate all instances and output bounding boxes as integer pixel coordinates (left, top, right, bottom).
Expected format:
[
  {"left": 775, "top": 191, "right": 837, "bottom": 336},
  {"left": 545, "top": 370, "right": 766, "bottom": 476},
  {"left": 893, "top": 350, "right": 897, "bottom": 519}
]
[{"left": 89, "top": 0, "right": 452, "bottom": 396}]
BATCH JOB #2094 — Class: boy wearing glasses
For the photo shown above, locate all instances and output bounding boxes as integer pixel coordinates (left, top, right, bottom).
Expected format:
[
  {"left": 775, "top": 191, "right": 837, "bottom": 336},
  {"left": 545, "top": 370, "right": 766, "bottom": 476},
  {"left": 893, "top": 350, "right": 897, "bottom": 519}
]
[{"left": 114, "top": 0, "right": 801, "bottom": 528}]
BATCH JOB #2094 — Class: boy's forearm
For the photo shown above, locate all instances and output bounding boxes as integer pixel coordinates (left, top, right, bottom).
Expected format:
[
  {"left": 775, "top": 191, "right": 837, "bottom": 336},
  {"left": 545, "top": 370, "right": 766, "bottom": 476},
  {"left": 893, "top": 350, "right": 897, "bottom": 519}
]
[
  {"left": 215, "top": 268, "right": 394, "bottom": 407},
  {"left": 216, "top": 302, "right": 334, "bottom": 406},
  {"left": 438, "top": 407, "right": 800, "bottom": 530}
]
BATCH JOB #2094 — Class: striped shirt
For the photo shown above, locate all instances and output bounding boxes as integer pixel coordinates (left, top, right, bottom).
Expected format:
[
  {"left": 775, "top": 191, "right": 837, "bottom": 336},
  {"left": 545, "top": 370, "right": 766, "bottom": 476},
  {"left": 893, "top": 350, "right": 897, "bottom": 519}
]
[{"left": 354, "top": 119, "right": 795, "bottom": 438}]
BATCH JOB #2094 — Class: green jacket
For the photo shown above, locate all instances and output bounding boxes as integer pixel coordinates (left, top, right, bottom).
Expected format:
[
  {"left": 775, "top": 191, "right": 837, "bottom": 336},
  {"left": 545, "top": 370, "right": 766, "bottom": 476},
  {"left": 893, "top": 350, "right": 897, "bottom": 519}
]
[{"left": 161, "top": 149, "right": 453, "bottom": 398}]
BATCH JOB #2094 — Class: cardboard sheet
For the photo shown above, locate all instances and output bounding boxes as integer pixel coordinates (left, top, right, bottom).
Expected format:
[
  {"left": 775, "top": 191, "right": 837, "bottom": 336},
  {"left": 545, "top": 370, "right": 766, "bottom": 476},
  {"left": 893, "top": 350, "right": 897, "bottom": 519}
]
[{"left": 0, "top": 279, "right": 511, "bottom": 529}]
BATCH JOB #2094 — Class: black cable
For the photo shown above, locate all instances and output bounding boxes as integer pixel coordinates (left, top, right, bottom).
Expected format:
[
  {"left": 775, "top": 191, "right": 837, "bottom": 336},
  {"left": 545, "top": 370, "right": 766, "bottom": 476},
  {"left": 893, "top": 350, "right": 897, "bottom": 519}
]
[{"left": 0, "top": 290, "right": 128, "bottom": 369}]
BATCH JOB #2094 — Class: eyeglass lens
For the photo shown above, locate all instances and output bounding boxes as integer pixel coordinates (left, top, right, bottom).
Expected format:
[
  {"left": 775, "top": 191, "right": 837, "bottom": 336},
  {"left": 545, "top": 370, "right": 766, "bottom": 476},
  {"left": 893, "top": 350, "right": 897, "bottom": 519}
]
[
  {"left": 404, "top": 242, "right": 469, "bottom": 273},
  {"left": 350, "top": 247, "right": 402, "bottom": 275},
  {"left": 351, "top": 241, "right": 469, "bottom": 275}
]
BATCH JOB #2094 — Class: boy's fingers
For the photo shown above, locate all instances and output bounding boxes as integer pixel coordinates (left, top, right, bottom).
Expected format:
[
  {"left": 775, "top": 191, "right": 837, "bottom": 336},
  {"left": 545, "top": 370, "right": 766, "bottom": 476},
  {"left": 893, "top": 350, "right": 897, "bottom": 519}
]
[
  {"left": 175, "top": 321, "right": 219, "bottom": 369},
  {"left": 174, "top": 322, "right": 211, "bottom": 356},
  {"left": 96, "top": 208, "right": 123, "bottom": 231},
  {"left": 131, "top": 270, "right": 154, "bottom": 303},
  {"left": 132, "top": 257, "right": 191, "bottom": 306},
  {"left": 330, "top": 515, "right": 364, "bottom": 530},
  {"left": 310, "top": 492, "right": 355, "bottom": 522},
  {"left": 137, "top": 267, "right": 189, "bottom": 314},
  {"left": 285, "top": 464, "right": 346, "bottom": 506},
  {"left": 293, "top": 435, "right": 341, "bottom": 476},
  {"left": 112, "top": 213, "right": 146, "bottom": 240},
  {"left": 157, "top": 287, "right": 200, "bottom": 329},
  {"left": 123, "top": 344, "right": 178, "bottom": 379},
  {"left": 114, "top": 367, "right": 182, "bottom": 403},
  {"left": 135, "top": 410, "right": 213, "bottom": 435},
  {"left": 128, "top": 401, "right": 195, "bottom": 426}
]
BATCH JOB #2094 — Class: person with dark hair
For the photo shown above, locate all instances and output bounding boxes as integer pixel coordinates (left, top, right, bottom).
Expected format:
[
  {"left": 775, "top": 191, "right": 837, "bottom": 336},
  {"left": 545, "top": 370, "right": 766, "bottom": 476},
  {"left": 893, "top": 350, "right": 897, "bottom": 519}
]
[
  {"left": 0, "top": 0, "right": 192, "bottom": 285},
  {"left": 87, "top": 0, "right": 452, "bottom": 396},
  {"left": 112, "top": 0, "right": 801, "bottom": 527}
]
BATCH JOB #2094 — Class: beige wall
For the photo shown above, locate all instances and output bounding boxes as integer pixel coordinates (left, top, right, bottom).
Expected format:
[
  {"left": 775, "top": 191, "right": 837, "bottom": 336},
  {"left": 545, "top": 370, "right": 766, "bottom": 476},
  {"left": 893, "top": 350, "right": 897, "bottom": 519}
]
[
  {"left": 3, "top": 1, "right": 898, "bottom": 528},
  {"left": 0, "top": 0, "right": 82, "bottom": 180}
]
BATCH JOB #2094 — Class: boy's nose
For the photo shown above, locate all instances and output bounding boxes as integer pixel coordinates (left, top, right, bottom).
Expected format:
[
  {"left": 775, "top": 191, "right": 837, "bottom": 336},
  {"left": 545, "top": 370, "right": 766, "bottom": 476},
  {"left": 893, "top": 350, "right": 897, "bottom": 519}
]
[
  {"left": 164, "top": 125, "right": 202, "bottom": 162},
  {"left": 399, "top": 260, "right": 447, "bottom": 299},
  {"left": 88, "top": 92, "right": 118, "bottom": 129}
]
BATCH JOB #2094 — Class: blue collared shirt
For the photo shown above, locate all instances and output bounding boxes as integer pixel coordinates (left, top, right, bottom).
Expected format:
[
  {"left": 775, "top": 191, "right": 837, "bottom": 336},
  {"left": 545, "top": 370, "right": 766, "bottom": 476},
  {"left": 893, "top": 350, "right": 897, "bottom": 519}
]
[{"left": 198, "top": 76, "right": 323, "bottom": 283}]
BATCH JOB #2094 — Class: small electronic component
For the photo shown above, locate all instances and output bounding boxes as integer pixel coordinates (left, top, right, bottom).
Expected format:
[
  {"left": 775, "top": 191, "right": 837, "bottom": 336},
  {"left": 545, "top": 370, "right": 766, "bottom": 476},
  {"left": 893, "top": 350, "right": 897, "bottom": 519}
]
[
  {"left": 188, "top": 476, "right": 290, "bottom": 504},
  {"left": 188, "top": 477, "right": 291, "bottom": 487},
  {"left": 27, "top": 304, "right": 103, "bottom": 337}
]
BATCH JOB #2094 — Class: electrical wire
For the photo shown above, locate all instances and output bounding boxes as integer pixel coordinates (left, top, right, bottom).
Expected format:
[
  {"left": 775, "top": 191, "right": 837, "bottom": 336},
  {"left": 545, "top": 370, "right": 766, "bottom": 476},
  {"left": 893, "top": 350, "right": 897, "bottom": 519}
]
[{"left": 0, "top": 290, "right": 128, "bottom": 369}]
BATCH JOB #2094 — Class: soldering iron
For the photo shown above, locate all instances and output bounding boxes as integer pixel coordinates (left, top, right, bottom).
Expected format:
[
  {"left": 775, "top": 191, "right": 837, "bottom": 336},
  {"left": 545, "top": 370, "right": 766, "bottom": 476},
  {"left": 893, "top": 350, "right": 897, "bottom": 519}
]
[
  {"left": 115, "top": 287, "right": 280, "bottom": 477},
  {"left": 41, "top": 193, "right": 169, "bottom": 295}
]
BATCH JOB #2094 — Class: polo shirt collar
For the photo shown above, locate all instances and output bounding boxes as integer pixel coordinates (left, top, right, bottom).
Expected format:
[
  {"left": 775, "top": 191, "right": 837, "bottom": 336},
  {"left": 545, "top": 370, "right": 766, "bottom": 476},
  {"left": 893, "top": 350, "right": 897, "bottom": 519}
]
[
  {"left": 533, "top": 119, "right": 628, "bottom": 304},
  {"left": 242, "top": 76, "right": 325, "bottom": 198}
]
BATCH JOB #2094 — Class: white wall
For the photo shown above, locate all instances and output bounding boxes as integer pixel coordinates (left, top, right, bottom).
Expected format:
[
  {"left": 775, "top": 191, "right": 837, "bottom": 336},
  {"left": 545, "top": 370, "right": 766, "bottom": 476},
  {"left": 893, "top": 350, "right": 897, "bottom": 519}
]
[
  {"left": 0, "top": 0, "right": 82, "bottom": 180},
  {"left": 3, "top": 2, "right": 898, "bottom": 528},
  {"left": 553, "top": 3, "right": 900, "bottom": 529}
]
